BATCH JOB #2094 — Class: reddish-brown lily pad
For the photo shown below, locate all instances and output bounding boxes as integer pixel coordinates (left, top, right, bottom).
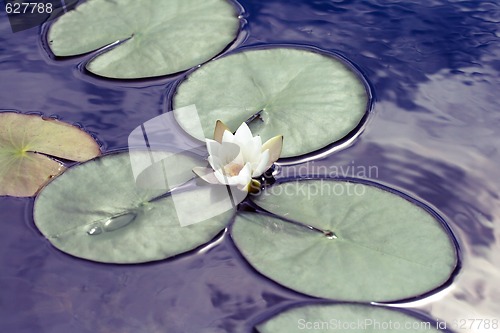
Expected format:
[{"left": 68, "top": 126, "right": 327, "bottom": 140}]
[{"left": 0, "top": 112, "right": 100, "bottom": 197}]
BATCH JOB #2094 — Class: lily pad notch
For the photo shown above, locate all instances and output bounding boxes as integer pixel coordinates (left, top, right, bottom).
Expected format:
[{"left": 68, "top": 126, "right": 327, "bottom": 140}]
[
  {"left": 173, "top": 46, "right": 373, "bottom": 161},
  {"left": 46, "top": 0, "right": 244, "bottom": 79}
]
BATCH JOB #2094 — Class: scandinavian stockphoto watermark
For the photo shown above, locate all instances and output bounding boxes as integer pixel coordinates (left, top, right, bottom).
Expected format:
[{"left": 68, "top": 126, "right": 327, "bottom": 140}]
[
  {"left": 252, "top": 160, "right": 380, "bottom": 199},
  {"left": 256, "top": 178, "right": 369, "bottom": 200},
  {"left": 280, "top": 160, "right": 379, "bottom": 179}
]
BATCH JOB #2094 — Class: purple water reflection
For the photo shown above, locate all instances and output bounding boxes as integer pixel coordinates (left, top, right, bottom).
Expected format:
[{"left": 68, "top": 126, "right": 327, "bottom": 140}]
[{"left": 1, "top": 0, "right": 499, "bottom": 332}]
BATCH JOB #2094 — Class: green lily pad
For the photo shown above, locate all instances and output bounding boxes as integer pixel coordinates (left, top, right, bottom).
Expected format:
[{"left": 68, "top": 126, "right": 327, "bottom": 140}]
[
  {"left": 0, "top": 112, "right": 100, "bottom": 197},
  {"left": 34, "top": 151, "right": 234, "bottom": 263},
  {"left": 48, "top": 0, "right": 241, "bottom": 79},
  {"left": 231, "top": 180, "right": 457, "bottom": 302},
  {"left": 173, "top": 48, "right": 369, "bottom": 158},
  {"left": 257, "top": 303, "right": 443, "bottom": 333}
]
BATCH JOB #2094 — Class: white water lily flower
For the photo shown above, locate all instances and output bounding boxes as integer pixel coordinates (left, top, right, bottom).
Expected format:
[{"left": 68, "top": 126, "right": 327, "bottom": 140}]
[{"left": 193, "top": 121, "right": 283, "bottom": 191}]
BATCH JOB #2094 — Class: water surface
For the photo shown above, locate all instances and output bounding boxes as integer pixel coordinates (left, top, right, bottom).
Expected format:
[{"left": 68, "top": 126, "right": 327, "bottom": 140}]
[{"left": 1, "top": 0, "right": 499, "bottom": 332}]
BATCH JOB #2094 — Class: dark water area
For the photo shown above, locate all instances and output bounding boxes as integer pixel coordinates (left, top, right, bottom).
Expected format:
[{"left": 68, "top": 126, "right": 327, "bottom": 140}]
[{"left": 1, "top": 0, "right": 499, "bottom": 332}]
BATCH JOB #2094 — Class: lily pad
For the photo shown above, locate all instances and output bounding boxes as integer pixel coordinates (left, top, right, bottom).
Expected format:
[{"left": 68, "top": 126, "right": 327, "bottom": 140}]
[
  {"left": 47, "top": 0, "right": 241, "bottom": 79},
  {"left": 0, "top": 112, "right": 100, "bottom": 197},
  {"left": 34, "top": 151, "right": 234, "bottom": 263},
  {"left": 257, "top": 303, "right": 443, "bottom": 333},
  {"left": 231, "top": 180, "right": 457, "bottom": 302},
  {"left": 173, "top": 48, "right": 369, "bottom": 158}
]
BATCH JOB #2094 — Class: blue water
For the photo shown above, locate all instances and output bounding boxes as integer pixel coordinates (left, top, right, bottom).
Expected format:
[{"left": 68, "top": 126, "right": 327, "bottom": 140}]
[{"left": 1, "top": 0, "right": 499, "bottom": 332}]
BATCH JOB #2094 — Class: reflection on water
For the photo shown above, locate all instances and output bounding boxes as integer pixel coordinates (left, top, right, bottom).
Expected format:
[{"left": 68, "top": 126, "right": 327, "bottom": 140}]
[{"left": 0, "top": 0, "right": 499, "bottom": 332}]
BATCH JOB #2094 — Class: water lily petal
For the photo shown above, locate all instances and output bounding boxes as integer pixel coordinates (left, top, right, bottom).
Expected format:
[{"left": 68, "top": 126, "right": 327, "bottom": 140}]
[
  {"left": 252, "top": 149, "right": 270, "bottom": 177},
  {"left": 234, "top": 162, "right": 253, "bottom": 190},
  {"left": 208, "top": 155, "right": 224, "bottom": 172},
  {"left": 192, "top": 167, "right": 220, "bottom": 184},
  {"left": 233, "top": 122, "right": 254, "bottom": 144},
  {"left": 213, "top": 172, "right": 244, "bottom": 188},
  {"left": 243, "top": 135, "right": 263, "bottom": 163},
  {"left": 222, "top": 130, "right": 235, "bottom": 144},
  {"left": 240, "top": 144, "right": 261, "bottom": 166},
  {"left": 262, "top": 135, "right": 283, "bottom": 168},
  {"left": 219, "top": 141, "right": 241, "bottom": 165},
  {"left": 206, "top": 121, "right": 282, "bottom": 186},
  {"left": 215, "top": 162, "right": 252, "bottom": 188},
  {"left": 252, "top": 135, "right": 263, "bottom": 148},
  {"left": 214, "top": 120, "right": 231, "bottom": 143},
  {"left": 213, "top": 169, "right": 230, "bottom": 185},
  {"left": 206, "top": 139, "right": 221, "bottom": 157}
]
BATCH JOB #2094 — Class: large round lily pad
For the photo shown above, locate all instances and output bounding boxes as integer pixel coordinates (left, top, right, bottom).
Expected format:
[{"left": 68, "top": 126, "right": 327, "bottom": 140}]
[
  {"left": 257, "top": 303, "right": 443, "bottom": 333},
  {"left": 231, "top": 180, "right": 457, "bottom": 302},
  {"left": 173, "top": 48, "right": 369, "bottom": 158},
  {"left": 34, "top": 151, "right": 234, "bottom": 263},
  {"left": 48, "top": 0, "right": 241, "bottom": 78},
  {"left": 0, "top": 112, "right": 100, "bottom": 197}
]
